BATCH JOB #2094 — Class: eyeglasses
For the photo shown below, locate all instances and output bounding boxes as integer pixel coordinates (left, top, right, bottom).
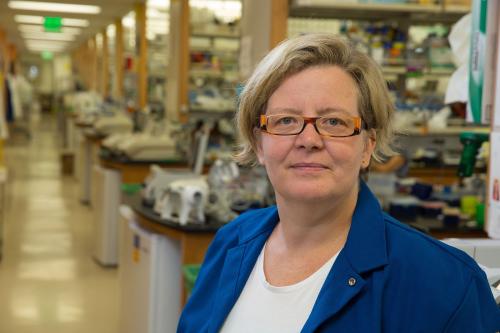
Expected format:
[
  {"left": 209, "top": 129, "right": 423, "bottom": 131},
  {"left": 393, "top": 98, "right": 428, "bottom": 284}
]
[{"left": 259, "top": 114, "right": 364, "bottom": 137}]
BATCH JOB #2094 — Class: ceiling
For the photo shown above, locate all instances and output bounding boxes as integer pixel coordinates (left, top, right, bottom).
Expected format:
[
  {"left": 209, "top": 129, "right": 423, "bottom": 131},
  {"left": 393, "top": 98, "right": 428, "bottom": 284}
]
[{"left": 0, "top": 0, "right": 143, "bottom": 56}]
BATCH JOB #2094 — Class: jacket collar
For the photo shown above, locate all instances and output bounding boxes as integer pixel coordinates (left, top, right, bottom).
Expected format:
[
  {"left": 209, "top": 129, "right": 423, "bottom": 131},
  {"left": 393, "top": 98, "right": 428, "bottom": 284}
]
[
  {"left": 208, "top": 180, "right": 388, "bottom": 333},
  {"left": 343, "top": 180, "right": 388, "bottom": 273},
  {"left": 236, "top": 180, "right": 388, "bottom": 272},
  {"left": 302, "top": 180, "right": 388, "bottom": 332}
]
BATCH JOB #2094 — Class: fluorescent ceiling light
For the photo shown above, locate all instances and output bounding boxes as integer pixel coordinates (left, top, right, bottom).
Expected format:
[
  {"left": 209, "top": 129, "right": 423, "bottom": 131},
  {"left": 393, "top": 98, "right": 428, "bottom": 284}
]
[
  {"left": 28, "top": 49, "right": 65, "bottom": 54},
  {"left": 14, "top": 15, "right": 43, "bottom": 24},
  {"left": 63, "top": 18, "right": 89, "bottom": 27},
  {"left": 28, "top": 46, "right": 66, "bottom": 51},
  {"left": 19, "top": 24, "right": 81, "bottom": 34},
  {"left": 22, "top": 33, "right": 75, "bottom": 41},
  {"left": 27, "top": 46, "right": 67, "bottom": 52},
  {"left": 9, "top": 1, "right": 101, "bottom": 14},
  {"left": 15, "top": 15, "right": 89, "bottom": 27},
  {"left": 26, "top": 46, "right": 67, "bottom": 52},
  {"left": 26, "top": 40, "right": 68, "bottom": 47}
]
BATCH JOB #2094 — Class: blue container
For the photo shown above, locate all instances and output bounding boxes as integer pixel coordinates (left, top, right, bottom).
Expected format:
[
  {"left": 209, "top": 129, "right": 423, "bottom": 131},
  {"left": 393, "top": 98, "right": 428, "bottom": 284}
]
[{"left": 411, "top": 183, "right": 433, "bottom": 200}]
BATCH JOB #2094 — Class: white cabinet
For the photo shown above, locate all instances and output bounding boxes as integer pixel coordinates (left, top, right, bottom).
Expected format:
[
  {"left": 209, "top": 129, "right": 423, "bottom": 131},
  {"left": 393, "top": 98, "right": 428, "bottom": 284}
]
[
  {"left": 118, "top": 207, "right": 181, "bottom": 333},
  {"left": 91, "top": 165, "right": 121, "bottom": 266}
]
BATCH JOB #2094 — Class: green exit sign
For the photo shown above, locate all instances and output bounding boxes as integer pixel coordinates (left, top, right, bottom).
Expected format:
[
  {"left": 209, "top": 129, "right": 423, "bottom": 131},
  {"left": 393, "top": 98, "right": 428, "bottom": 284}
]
[
  {"left": 44, "top": 17, "right": 62, "bottom": 32},
  {"left": 41, "top": 51, "right": 53, "bottom": 60}
]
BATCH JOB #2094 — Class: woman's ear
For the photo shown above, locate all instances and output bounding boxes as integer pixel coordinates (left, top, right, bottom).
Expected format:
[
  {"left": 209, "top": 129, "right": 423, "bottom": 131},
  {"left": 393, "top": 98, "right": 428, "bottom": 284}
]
[
  {"left": 361, "top": 129, "right": 376, "bottom": 169},
  {"left": 254, "top": 128, "right": 265, "bottom": 165}
]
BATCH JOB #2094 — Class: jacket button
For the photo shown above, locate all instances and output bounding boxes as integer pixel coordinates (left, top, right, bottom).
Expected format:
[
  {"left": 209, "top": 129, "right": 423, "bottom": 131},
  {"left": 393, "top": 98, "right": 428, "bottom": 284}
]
[{"left": 348, "top": 277, "right": 356, "bottom": 286}]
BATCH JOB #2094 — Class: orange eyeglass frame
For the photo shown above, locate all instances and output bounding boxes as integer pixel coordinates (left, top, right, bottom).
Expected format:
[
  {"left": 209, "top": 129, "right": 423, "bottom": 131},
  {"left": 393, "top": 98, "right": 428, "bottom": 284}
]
[{"left": 259, "top": 114, "right": 363, "bottom": 137}]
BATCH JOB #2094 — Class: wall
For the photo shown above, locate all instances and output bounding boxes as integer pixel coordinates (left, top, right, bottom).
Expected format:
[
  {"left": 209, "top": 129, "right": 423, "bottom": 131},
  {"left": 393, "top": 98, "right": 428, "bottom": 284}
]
[
  {"left": 39, "top": 59, "right": 54, "bottom": 94},
  {"left": 53, "top": 54, "right": 73, "bottom": 93}
]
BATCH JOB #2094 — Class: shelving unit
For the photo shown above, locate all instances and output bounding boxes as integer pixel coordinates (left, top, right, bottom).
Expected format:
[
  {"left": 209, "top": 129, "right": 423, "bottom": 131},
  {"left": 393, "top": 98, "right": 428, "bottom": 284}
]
[
  {"left": 188, "top": 7, "right": 241, "bottom": 114},
  {"left": 107, "top": 24, "right": 117, "bottom": 101},
  {"left": 191, "top": 31, "right": 240, "bottom": 39},
  {"left": 381, "top": 66, "right": 455, "bottom": 82},
  {"left": 146, "top": 2, "right": 169, "bottom": 105},
  {"left": 286, "top": 1, "right": 482, "bottom": 191},
  {"left": 288, "top": 1, "right": 469, "bottom": 110},
  {"left": 289, "top": 1, "right": 469, "bottom": 24},
  {"left": 122, "top": 10, "right": 138, "bottom": 107}
]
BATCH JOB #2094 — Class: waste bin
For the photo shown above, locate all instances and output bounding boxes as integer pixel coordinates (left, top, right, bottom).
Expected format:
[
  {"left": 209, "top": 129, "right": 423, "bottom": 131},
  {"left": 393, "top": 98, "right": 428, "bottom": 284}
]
[{"left": 182, "top": 264, "right": 201, "bottom": 298}]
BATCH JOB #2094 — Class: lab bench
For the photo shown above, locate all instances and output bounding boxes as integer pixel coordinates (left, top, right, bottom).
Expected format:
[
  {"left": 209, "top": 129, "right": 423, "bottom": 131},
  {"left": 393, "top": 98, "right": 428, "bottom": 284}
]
[
  {"left": 407, "top": 166, "right": 460, "bottom": 186},
  {"left": 98, "top": 150, "right": 188, "bottom": 183},
  {"left": 90, "top": 150, "right": 189, "bottom": 266},
  {"left": 404, "top": 217, "right": 487, "bottom": 239},
  {"left": 407, "top": 165, "right": 487, "bottom": 186},
  {"left": 122, "top": 192, "right": 223, "bottom": 306}
]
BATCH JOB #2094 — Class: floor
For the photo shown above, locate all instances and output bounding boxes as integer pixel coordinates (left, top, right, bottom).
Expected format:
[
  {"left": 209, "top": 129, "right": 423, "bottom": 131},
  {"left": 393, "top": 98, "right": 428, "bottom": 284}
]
[{"left": 0, "top": 114, "right": 118, "bottom": 333}]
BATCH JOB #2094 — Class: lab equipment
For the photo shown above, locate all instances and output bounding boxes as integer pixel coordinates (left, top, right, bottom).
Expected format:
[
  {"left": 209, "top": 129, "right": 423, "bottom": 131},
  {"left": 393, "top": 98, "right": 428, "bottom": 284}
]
[
  {"left": 94, "top": 112, "right": 133, "bottom": 136},
  {"left": 443, "top": 238, "right": 500, "bottom": 269},
  {"left": 157, "top": 178, "right": 209, "bottom": 226},
  {"left": 142, "top": 165, "right": 195, "bottom": 208},
  {"left": 102, "top": 110, "right": 180, "bottom": 161},
  {"left": 443, "top": 238, "right": 500, "bottom": 304},
  {"left": 205, "top": 159, "right": 240, "bottom": 223},
  {"left": 116, "top": 133, "right": 179, "bottom": 161},
  {"left": 457, "top": 132, "right": 489, "bottom": 178}
]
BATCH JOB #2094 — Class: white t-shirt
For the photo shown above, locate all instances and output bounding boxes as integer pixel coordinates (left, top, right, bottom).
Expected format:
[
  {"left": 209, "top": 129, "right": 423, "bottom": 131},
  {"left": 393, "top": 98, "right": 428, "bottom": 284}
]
[{"left": 220, "top": 245, "right": 339, "bottom": 333}]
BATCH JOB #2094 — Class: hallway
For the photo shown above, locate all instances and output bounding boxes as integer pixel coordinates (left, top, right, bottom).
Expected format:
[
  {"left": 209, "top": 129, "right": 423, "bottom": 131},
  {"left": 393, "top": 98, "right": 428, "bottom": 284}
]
[{"left": 0, "top": 114, "right": 119, "bottom": 333}]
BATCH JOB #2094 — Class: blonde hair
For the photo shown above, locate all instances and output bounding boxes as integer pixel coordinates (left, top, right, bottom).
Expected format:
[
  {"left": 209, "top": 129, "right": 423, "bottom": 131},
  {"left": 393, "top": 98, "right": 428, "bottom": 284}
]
[{"left": 235, "top": 33, "right": 395, "bottom": 165}]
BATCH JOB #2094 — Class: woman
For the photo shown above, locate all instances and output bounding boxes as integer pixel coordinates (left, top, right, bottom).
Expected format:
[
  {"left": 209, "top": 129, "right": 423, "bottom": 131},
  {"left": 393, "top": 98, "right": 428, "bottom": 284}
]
[{"left": 178, "top": 34, "right": 500, "bottom": 332}]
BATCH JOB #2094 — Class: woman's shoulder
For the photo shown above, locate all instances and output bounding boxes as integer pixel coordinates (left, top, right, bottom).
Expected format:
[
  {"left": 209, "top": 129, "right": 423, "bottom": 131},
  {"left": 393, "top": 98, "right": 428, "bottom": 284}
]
[
  {"left": 382, "top": 213, "right": 486, "bottom": 283},
  {"left": 377, "top": 214, "right": 500, "bottom": 331}
]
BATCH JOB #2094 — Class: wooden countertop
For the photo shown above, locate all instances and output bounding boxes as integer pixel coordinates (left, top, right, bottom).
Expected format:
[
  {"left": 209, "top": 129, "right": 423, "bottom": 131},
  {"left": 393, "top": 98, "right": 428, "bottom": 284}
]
[
  {"left": 405, "top": 217, "right": 488, "bottom": 240},
  {"left": 98, "top": 150, "right": 189, "bottom": 183}
]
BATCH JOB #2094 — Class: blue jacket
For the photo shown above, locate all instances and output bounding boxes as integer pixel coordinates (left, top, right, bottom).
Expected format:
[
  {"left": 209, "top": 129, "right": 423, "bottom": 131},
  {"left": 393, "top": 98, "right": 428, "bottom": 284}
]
[{"left": 178, "top": 182, "right": 500, "bottom": 332}]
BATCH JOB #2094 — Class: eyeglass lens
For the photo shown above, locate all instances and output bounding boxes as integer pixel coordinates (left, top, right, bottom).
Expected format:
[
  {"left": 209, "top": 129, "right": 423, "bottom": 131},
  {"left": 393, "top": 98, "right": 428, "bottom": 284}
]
[{"left": 265, "top": 115, "right": 357, "bottom": 137}]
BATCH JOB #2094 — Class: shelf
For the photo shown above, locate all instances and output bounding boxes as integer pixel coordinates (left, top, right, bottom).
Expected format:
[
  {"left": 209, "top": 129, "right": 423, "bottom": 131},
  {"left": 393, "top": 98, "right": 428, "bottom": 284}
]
[
  {"left": 191, "top": 31, "right": 240, "bottom": 39},
  {"left": 401, "top": 126, "right": 490, "bottom": 136},
  {"left": 382, "top": 66, "right": 407, "bottom": 75},
  {"left": 382, "top": 66, "right": 455, "bottom": 79},
  {"left": 190, "top": 47, "right": 240, "bottom": 55},
  {"left": 442, "top": 4, "right": 471, "bottom": 14},
  {"left": 190, "top": 69, "right": 223, "bottom": 78},
  {"left": 289, "top": 0, "right": 470, "bottom": 24},
  {"left": 188, "top": 106, "right": 236, "bottom": 117},
  {"left": 190, "top": 69, "right": 239, "bottom": 80},
  {"left": 294, "top": 1, "right": 442, "bottom": 13}
]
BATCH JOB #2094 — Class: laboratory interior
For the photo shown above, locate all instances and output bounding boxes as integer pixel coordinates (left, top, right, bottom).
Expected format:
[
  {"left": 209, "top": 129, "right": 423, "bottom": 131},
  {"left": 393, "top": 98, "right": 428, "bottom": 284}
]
[{"left": 0, "top": 0, "right": 499, "bottom": 332}]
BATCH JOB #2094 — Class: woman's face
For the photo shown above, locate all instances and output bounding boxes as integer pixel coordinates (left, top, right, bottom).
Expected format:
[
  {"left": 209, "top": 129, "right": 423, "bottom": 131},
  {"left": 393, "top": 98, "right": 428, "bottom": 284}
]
[{"left": 256, "top": 65, "right": 375, "bottom": 204}]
